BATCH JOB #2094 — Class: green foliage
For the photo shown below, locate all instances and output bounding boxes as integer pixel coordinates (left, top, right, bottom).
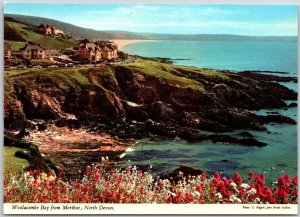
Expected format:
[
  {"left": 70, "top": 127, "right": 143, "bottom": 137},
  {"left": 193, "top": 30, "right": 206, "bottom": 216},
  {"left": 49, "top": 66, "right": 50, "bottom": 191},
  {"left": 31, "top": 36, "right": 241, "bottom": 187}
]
[
  {"left": 119, "top": 60, "right": 205, "bottom": 91},
  {"left": 4, "top": 19, "right": 79, "bottom": 51},
  {"left": 6, "top": 40, "right": 26, "bottom": 51},
  {"left": 4, "top": 147, "right": 30, "bottom": 174}
]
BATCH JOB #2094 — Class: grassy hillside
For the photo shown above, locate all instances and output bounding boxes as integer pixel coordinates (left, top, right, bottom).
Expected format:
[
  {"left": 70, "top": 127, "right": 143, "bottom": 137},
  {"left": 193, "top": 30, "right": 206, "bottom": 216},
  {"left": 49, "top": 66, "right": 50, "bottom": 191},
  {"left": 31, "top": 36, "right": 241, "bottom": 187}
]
[
  {"left": 5, "top": 14, "right": 297, "bottom": 42},
  {"left": 4, "top": 17, "right": 79, "bottom": 51},
  {"left": 5, "top": 14, "right": 147, "bottom": 40},
  {"left": 4, "top": 59, "right": 230, "bottom": 96}
]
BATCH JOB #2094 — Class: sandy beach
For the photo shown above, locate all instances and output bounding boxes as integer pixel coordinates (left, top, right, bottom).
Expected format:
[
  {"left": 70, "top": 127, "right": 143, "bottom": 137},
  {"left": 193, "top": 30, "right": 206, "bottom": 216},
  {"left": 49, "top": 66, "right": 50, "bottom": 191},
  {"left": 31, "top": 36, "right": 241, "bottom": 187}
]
[{"left": 113, "top": 39, "right": 159, "bottom": 50}]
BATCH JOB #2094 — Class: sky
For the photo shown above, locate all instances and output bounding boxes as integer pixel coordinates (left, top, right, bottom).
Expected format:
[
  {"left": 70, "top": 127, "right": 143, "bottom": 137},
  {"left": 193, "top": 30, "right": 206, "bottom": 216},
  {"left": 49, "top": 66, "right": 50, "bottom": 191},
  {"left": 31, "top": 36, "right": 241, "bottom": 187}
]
[{"left": 4, "top": 3, "right": 299, "bottom": 36}]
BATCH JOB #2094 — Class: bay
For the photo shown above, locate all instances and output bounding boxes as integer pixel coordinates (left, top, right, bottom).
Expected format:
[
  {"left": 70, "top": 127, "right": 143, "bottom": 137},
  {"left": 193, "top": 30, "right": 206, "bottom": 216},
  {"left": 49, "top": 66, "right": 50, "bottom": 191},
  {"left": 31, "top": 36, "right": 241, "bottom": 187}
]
[{"left": 121, "top": 40, "right": 298, "bottom": 179}]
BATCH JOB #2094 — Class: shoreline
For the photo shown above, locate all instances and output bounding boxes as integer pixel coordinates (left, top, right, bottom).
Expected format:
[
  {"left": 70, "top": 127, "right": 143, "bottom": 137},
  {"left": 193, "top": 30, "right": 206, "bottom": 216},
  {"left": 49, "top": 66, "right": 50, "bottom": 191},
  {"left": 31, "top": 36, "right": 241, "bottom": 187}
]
[{"left": 112, "top": 39, "right": 159, "bottom": 50}]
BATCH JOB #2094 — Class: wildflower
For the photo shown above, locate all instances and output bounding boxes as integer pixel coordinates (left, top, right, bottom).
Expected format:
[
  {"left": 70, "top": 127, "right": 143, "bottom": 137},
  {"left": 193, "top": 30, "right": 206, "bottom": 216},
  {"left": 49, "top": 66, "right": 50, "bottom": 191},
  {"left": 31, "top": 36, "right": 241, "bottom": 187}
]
[
  {"left": 86, "top": 166, "right": 92, "bottom": 174},
  {"left": 215, "top": 192, "right": 223, "bottom": 200},
  {"left": 130, "top": 192, "right": 135, "bottom": 200},
  {"left": 283, "top": 174, "right": 291, "bottom": 182},
  {"left": 196, "top": 185, "right": 202, "bottom": 193},
  {"left": 194, "top": 191, "right": 201, "bottom": 197},
  {"left": 214, "top": 172, "right": 221, "bottom": 181},
  {"left": 230, "top": 182, "right": 237, "bottom": 188},
  {"left": 49, "top": 180, "right": 55, "bottom": 187},
  {"left": 95, "top": 173, "right": 101, "bottom": 181},
  {"left": 234, "top": 172, "right": 242, "bottom": 185},
  {"left": 61, "top": 186, "right": 67, "bottom": 194},
  {"left": 255, "top": 174, "right": 265, "bottom": 185},
  {"left": 167, "top": 196, "right": 173, "bottom": 203},
  {"left": 292, "top": 176, "right": 298, "bottom": 186},
  {"left": 248, "top": 188, "right": 257, "bottom": 195},
  {"left": 248, "top": 171, "right": 254, "bottom": 181},
  {"left": 139, "top": 185, "right": 145, "bottom": 194},
  {"left": 235, "top": 198, "right": 242, "bottom": 203},
  {"left": 76, "top": 183, "right": 83, "bottom": 189},
  {"left": 83, "top": 185, "right": 90, "bottom": 193},
  {"left": 33, "top": 170, "right": 39, "bottom": 176},
  {"left": 254, "top": 197, "right": 261, "bottom": 203},
  {"left": 39, "top": 198, "right": 46, "bottom": 203},
  {"left": 201, "top": 172, "right": 206, "bottom": 182},
  {"left": 278, "top": 176, "right": 285, "bottom": 187},
  {"left": 240, "top": 183, "right": 250, "bottom": 189},
  {"left": 239, "top": 189, "right": 245, "bottom": 197}
]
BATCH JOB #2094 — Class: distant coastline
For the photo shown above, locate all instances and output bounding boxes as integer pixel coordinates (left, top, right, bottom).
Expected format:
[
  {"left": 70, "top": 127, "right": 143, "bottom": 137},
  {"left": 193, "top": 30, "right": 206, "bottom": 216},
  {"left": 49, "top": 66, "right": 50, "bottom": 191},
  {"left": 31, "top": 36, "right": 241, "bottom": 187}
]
[{"left": 113, "top": 39, "right": 159, "bottom": 50}]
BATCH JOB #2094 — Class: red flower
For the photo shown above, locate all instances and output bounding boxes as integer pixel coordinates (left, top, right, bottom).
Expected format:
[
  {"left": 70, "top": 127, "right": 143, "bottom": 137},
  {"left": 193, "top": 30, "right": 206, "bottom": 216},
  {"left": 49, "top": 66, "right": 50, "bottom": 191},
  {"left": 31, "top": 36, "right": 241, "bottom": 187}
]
[
  {"left": 185, "top": 193, "right": 194, "bottom": 203},
  {"left": 248, "top": 171, "right": 254, "bottom": 181},
  {"left": 83, "top": 185, "right": 90, "bottom": 193},
  {"left": 126, "top": 167, "right": 131, "bottom": 175},
  {"left": 39, "top": 198, "right": 46, "bottom": 203},
  {"left": 278, "top": 176, "right": 285, "bottom": 187},
  {"left": 86, "top": 166, "right": 92, "bottom": 174},
  {"left": 277, "top": 188, "right": 287, "bottom": 200},
  {"left": 105, "top": 160, "right": 110, "bottom": 166},
  {"left": 95, "top": 173, "right": 101, "bottom": 181},
  {"left": 283, "top": 174, "right": 291, "bottom": 182},
  {"left": 77, "top": 183, "right": 83, "bottom": 189},
  {"left": 53, "top": 188, "right": 60, "bottom": 196},
  {"left": 61, "top": 186, "right": 67, "bottom": 194},
  {"left": 167, "top": 196, "right": 173, "bottom": 203},
  {"left": 130, "top": 192, "right": 135, "bottom": 200},
  {"left": 174, "top": 192, "right": 183, "bottom": 203},
  {"left": 33, "top": 170, "right": 39, "bottom": 176},
  {"left": 49, "top": 180, "right": 55, "bottom": 187},
  {"left": 196, "top": 185, "right": 202, "bottom": 193},
  {"left": 239, "top": 189, "right": 245, "bottom": 197},
  {"left": 201, "top": 172, "right": 206, "bottom": 182},
  {"left": 292, "top": 176, "right": 298, "bottom": 186},
  {"left": 138, "top": 170, "right": 143, "bottom": 177},
  {"left": 255, "top": 174, "right": 265, "bottom": 185},
  {"left": 214, "top": 172, "right": 221, "bottom": 181},
  {"left": 234, "top": 172, "right": 243, "bottom": 185},
  {"left": 139, "top": 185, "right": 145, "bottom": 194}
]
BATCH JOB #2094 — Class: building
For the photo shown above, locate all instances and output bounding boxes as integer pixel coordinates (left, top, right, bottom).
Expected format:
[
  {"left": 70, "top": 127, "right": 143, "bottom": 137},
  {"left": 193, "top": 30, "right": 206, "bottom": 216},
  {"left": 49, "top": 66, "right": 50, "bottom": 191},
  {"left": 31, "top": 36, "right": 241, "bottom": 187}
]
[
  {"left": 95, "top": 41, "right": 118, "bottom": 60},
  {"left": 38, "top": 24, "right": 64, "bottom": 36},
  {"left": 45, "top": 50, "right": 61, "bottom": 58},
  {"left": 73, "top": 41, "right": 102, "bottom": 62},
  {"left": 4, "top": 42, "right": 12, "bottom": 64},
  {"left": 20, "top": 42, "right": 45, "bottom": 59},
  {"left": 73, "top": 40, "right": 119, "bottom": 62}
]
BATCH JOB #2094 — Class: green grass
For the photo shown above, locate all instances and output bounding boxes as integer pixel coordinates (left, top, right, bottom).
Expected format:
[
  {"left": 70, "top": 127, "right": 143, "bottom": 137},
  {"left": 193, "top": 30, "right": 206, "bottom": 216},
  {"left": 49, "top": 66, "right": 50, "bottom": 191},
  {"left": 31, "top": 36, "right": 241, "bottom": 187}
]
[
  {"left": 4, "top": 67, "right": 98, "bottom": 93},
  {"left": 5, "top": 20, "right": 79, "bottom": 50},
  {"left": 119, "top": 60, "right": 205, "bottom": 91},
  {"left": 31, "top": 59, "right": 55, "bottom": 64},
  {"left": 7, "top": 21, "right": 43, "bottom": 42},
  {"left": 5, "top": 40, "right": 26, "bottom": 51},
  {"left": 174, "top": 65, "right": 231, "bottom": 80},
  {"left": 4, "top": 147, "right": 30, "bottom": 174}
]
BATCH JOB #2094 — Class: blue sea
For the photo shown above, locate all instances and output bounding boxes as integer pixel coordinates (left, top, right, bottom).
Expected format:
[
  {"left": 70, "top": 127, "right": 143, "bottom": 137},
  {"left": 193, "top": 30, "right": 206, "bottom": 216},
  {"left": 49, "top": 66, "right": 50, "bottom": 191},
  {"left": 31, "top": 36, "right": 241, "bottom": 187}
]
[{"left": 121, "top": 40, "right": 298, "bottom": 179}]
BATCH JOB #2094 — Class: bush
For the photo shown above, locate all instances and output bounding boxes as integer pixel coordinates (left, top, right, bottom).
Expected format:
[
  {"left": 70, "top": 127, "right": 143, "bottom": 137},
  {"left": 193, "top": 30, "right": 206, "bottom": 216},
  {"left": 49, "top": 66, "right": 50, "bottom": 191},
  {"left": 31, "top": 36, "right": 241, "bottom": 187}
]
[{"left": 4, "top": 161, "right": 298, "bottom": 204}]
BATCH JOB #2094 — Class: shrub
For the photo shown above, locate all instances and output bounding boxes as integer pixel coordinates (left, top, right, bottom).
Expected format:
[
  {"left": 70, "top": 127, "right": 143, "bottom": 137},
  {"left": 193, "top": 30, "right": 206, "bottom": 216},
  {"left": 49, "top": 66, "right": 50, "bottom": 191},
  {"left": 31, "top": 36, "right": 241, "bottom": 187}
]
[{"left": 3, "top": 161, "right": 298, "bottom": 204}]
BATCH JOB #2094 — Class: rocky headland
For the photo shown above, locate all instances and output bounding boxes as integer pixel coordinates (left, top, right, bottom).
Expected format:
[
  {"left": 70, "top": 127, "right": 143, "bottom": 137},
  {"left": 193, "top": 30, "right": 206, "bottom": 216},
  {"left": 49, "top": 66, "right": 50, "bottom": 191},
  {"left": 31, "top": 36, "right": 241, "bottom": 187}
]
[{"left": 4, "top": 58, "right": 297, "bottom": 178}]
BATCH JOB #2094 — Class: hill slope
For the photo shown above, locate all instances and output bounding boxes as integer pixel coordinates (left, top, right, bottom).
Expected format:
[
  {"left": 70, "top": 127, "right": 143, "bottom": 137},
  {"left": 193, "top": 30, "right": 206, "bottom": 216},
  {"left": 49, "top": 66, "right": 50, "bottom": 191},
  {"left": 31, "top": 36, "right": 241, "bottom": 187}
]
[
  {"left": 5, "top": 14, "right": 297, "bottom": 42},
  {"left": 4, "top": 17, "right": 79, "bottom": 51},
  {"left": 5, "top": 14, "right": 147, "bottom": 40},
  {"left": 5, "top": 59, "right": 296, "bottom": 135}
]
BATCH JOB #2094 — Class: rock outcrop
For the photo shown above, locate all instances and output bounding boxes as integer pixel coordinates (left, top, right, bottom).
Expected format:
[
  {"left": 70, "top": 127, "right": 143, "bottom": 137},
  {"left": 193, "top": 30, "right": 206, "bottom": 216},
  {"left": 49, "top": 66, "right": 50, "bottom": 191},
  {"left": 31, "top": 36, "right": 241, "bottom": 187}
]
[{"left": 4, "top": 59, "right": 297, "bottom": 146}]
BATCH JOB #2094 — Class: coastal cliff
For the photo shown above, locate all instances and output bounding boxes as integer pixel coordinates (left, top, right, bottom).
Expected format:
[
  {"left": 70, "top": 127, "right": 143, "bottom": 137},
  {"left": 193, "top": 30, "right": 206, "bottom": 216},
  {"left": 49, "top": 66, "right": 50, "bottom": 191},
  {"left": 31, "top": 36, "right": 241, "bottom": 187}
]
[{"left": 5, "top": 59, "right": 297, "bottom": 142}]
